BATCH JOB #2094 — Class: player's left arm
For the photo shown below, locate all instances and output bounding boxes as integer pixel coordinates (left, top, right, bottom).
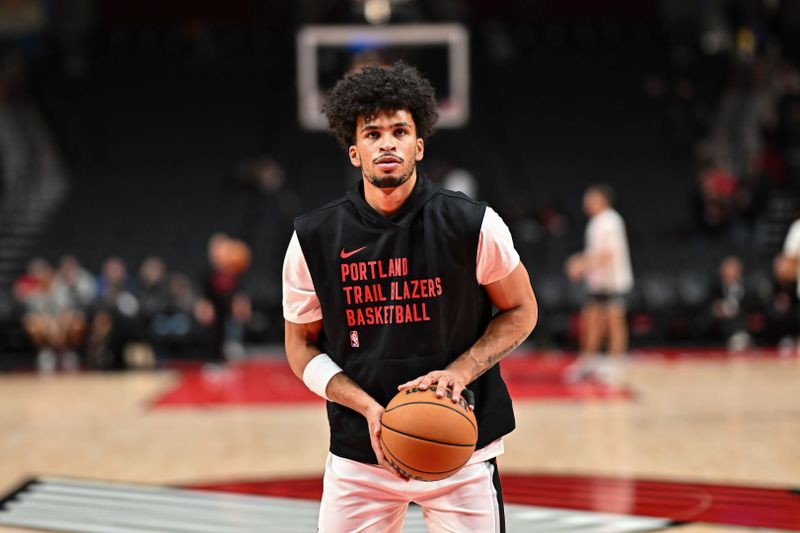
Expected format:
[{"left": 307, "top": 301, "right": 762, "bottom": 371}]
[{"left": 398, "top": 262, "right": 538, "bottom": 406}]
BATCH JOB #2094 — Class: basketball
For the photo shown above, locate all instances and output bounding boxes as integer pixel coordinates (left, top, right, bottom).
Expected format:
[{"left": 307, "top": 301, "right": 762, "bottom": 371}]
[
  {"left": 211, "top": 238, "right": 252, "bottom": 276},
  {"left": 223, "top": 239, "right": 252, "bottom": 276},
  {"left": 380, "top": 387, "right": 478, "bottom": 481}
]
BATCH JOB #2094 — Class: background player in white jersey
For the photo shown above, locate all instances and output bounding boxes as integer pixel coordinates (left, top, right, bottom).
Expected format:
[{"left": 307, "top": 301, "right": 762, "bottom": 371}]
[
  {"left": 565, "top": 184, "right": 633, "bottom": 385},
  {"left": 780, "top": 217, "right": 800, "bottom": 292},
  {"left": 776, "top": 217, "right": 800, "bottom": 353}
]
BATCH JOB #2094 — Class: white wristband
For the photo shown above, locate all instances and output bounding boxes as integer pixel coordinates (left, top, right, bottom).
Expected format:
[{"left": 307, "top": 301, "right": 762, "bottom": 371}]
[{"left": 302, "top": 353, "right": 343, "bottom": 400}]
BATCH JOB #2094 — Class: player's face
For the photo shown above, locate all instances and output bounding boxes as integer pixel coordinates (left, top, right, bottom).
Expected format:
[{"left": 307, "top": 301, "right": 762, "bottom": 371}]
[
  {"left": 583, "top": 191, "right": 605, "bottom": 217},
  {"left": 348, "top": 109, "right": 425, "bottom": 189}
]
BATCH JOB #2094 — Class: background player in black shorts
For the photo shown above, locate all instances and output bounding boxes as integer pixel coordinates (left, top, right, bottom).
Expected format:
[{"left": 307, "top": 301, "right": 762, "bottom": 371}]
[{"left": 565, "top": 185, "right": 633, "bottom": 385}]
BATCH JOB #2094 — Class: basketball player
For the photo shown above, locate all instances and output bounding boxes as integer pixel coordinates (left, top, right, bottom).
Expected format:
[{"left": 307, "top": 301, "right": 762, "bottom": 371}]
[
  {"left": 778, "top": 217, "right": 800, "bottom": 350},
  {"left": 564, "top": 185, "right": 633, "bottom": 385},
  {"left": 282, "top": 62, "right": 537, "bottom": 532},
  {"left": 780, "top": 217, "right": 800, "bottom": 282}
]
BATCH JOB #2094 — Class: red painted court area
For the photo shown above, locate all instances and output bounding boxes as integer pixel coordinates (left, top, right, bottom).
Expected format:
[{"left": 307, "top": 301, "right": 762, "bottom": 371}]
[
  {"left": 189, "top": 474, "right": 800, "bottom": 531},
  {"left": 158, "top": 349, "right": 800, "bottom": 530},
  {"left": 151, "top": 355, "right": 632, "bottom": 408}
]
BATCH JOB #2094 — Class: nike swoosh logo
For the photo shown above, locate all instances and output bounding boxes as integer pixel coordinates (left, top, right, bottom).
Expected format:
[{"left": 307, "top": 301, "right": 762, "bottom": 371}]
[{"left": 340, "top": 246, "right": 367, "bottom": 259}]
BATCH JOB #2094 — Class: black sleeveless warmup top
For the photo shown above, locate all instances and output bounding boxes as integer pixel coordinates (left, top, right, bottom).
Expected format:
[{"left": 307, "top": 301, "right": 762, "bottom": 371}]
[{"left": 294, "top": 174, "right": 516, "bottom": 464}]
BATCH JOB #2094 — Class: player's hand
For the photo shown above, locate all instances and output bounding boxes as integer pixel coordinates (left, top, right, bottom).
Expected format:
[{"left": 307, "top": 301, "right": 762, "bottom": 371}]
[
  {"left": 398, "top": 370, "right": 475, "bottom": 410},
  {"left": 565, "top": 253, "right": 586, "bottom": 282},
  {"left": 364, "top": 402, "right": 409, "bottom": 481}
]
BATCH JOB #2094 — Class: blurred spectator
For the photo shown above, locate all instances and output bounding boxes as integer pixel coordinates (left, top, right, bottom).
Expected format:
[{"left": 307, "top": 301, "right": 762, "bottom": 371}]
[
  {"left": 13, "top": 258, "right": 51, "bottom": 306},
  {"left": 86, "top": 257, "right": 138, "bottom": 369},
  {"left": 14, "top": 259, "right": 63, "bottom": 372},
  {"left": 122, "top": 256, "right": 170, "bottom": 367},
  {"left": 136, "top": 256, "right": 169, "bottom": 327},
  {"left": 564, "top": 185, "right": 633, "bottom": 385},
  {"left": 693, "top": 163, "right": 739, "bottom": 234},
  {"left": 13, "top": 257, "right": 92, "bottom": 372},
  {"left": 204, "top": 234, "right": 252, "bottom": 361},
  {"left": 150, "top": 273, "right": 215, "bottom": 360},
  {"left": 709, "top": 256, "right": 753, "bottom": 351},
  {"left": 53, "top": 255, "right": 96, "bottom": 308},
  {"left": 51, "top": 255, "right": 95, "bottom": 367}
]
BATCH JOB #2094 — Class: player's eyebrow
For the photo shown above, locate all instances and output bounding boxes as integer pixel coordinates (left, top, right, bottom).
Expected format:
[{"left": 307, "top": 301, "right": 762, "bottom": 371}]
[{"left": 361, "top": 122, "right": 412, "bottom": 132}]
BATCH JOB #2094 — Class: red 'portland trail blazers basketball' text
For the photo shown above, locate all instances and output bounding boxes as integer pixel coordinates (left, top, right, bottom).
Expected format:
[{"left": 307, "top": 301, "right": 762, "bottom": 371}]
[{"left": 340, "top": 256, "right": 444, "bottom": 327}]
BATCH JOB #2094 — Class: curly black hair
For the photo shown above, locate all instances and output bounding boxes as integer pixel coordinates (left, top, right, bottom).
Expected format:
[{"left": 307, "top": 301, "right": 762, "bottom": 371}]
[{"left": 322, "top": 61, "right": 439, "bottom": 147}]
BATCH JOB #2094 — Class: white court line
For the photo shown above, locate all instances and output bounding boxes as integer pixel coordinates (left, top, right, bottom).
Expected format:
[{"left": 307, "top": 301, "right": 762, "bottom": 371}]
[{"left": 0, "top": 478, "right": 671, "bottom": 533}]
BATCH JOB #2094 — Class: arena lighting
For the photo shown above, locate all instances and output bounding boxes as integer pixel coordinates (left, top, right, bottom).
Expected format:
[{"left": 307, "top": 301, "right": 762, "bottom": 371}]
[
  {"left": 297, "top": 24, "right": 470, "bottom": 130},
  {"left": 364, "top": 0, "right": 392, "bottom": 25}
]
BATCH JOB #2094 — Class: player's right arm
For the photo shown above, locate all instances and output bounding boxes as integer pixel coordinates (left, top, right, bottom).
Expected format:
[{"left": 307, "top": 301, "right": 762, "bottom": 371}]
[
  {"left": 283, "top": 318, "right": 368, "bottom": 412},
  {"left": 284, "top": 319, "right": 405, "bottom": 480},
  {"left": 282, "top": 231, "right": 406, "bottom": 479},
  {"left": 284, "top": 319, "right": 325, "bottom": 379}
]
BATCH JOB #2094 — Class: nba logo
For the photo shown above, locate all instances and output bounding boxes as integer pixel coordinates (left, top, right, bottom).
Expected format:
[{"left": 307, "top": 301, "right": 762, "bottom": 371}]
[{"left": 350, "top": 331, "right": 359, "bottom": 348}]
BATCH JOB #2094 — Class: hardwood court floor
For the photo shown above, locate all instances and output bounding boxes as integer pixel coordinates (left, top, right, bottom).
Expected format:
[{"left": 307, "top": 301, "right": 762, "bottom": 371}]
[{"left": 1, "top": 350, "right": 799, "bottom": 532}]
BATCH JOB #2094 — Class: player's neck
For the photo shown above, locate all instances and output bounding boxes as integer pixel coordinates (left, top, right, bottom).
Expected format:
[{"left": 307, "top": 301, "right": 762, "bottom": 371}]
[{"left": 363, "top": 171, "right": 417, "bottom": 217}]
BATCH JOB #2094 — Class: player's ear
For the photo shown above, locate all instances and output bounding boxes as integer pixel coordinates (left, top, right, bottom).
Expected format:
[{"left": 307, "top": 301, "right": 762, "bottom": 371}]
[
  {"left": 415, "top": 137, "right": 424, "bottom": 162},
  {"left": 348, "top": 145, "right": 362, "bottom": 168}
]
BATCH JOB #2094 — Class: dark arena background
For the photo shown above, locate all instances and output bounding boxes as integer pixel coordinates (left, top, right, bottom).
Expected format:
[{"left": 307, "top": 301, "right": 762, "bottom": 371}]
[{"left": 1, "top": 0, "right": 800, "bottom": 532}]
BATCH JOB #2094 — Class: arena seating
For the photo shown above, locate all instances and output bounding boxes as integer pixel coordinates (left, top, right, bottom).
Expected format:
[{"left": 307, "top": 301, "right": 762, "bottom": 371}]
[{"left": 0, "top": 22, "right": 790, "bottom": 353}]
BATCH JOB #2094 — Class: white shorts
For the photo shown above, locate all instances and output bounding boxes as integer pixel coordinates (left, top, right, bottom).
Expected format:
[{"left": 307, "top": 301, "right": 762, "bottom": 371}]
[{"left": 318, "top": 453, "right": 505, "bottom": 533}]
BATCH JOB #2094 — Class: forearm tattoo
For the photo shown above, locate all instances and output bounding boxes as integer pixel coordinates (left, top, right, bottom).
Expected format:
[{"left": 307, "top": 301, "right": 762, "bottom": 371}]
[{"left": 471, "top": 328, "right": 533, "bottom": 380}]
